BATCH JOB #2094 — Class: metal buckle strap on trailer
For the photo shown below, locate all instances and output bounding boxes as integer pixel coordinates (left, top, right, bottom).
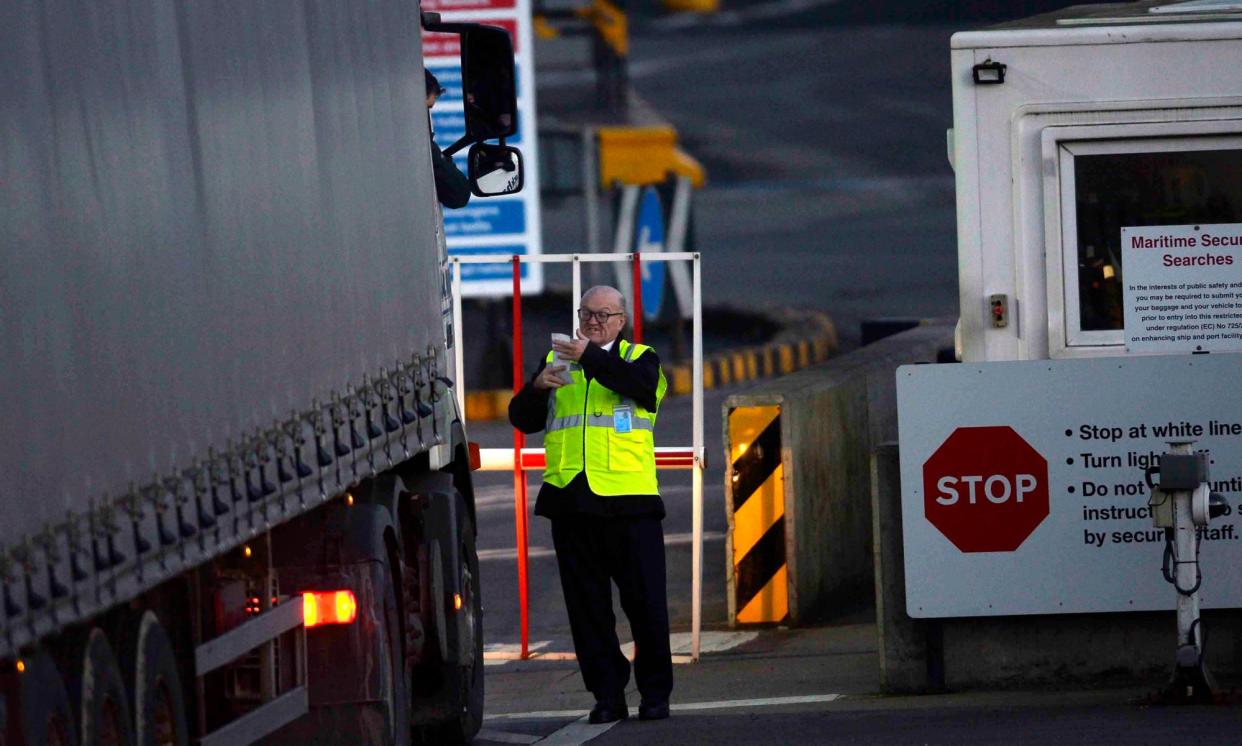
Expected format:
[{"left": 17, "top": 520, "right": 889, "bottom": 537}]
[
  {"left": 195, "top": 598, "right": 307, "bottom": 746},
  {"left": 449, "top": 251, "right": 705, "bottom": 661}
]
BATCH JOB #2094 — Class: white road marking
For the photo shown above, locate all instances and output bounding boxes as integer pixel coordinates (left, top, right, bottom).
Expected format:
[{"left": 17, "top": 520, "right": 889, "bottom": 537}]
[
  {"left": 479, "top": 530, "right": 724, "bottom": 562},
  {"left": 668, "top": 694, "right": 843, "bottom": 712},
  {"left": 485, "top": 650, "right": 578, "bottom": 665},
  {"left": 537, "top": 716, "right": 621, "bottom": 746},
  {"left": 484, "top": 693, "right": 845, "bottom": 722},
  {"left": 620, "top": 630, "right": 757, "bottom": 660},
  {"left": 485, "top": 640, "right": 550, "bottom": 665},
  {"left": 475, "top": 728, "right": 541, "bottom": 744},
  {"left": 483, "top": 628, "right": 754, "bottom": 669}
]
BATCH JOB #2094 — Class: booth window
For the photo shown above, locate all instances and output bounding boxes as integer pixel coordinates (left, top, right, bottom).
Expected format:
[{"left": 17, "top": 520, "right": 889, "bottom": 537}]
[{"left": 1060, "top": 139, "right": 1242, "bottom": 343}]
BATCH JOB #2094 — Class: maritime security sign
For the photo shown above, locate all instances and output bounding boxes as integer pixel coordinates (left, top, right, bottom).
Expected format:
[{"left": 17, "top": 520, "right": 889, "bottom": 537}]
[
  {"left": 898, "top": 354, "right": 1242, "bottom": 618},
  {"left": 1123, "top": 224, "right": 1242, "bottom": 354}
]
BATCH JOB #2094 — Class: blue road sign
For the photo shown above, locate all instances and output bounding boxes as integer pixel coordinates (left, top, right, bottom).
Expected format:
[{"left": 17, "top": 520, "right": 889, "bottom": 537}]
[{"left": 635, "top": 186, "right": 666, "bottom": 321}]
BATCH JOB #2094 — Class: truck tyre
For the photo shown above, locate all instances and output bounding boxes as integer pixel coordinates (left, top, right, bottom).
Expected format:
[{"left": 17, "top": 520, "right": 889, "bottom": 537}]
[
  {"left": 19, "top": 651, "right": 77, "bottom": 746},
  {"left": 123, "top": 612, "right": 189, "bottom": 746},
  {"left": 70, "top": 629, "right": 135, "bottom": 746},
  {"left": 419, "top": 490, "right": 483, "bottom": 744},
  {"left": 382, "top": 554, "right": 412, "bottom": 746}
]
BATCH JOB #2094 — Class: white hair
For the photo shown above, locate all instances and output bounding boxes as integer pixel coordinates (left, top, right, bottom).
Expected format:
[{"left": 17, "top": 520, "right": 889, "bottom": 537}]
[{"left": 581, "top": 285, "right": 626, "bottom": 313}]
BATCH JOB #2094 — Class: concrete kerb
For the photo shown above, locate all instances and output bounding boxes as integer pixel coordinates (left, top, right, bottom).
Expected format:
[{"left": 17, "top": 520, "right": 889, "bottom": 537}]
[{"left": 461, "top": 307, "right": 839, "bottom": 421}]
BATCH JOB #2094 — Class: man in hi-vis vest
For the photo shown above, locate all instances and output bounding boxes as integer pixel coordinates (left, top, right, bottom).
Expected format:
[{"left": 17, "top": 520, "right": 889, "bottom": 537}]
[{"left": 508, "top": 285, "right": 672, "bottom": 724}]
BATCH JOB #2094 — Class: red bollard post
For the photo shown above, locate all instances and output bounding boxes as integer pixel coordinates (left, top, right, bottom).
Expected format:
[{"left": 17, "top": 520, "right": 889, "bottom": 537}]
[
  {"left": 511, "top": 256, "right": 530, "bottom": 659},
  {"left": 631, "top": 252, "right": 644, "bottom": 344}
]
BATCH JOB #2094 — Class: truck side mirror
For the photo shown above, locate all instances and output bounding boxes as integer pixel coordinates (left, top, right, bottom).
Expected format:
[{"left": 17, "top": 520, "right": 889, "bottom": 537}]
[
  {"left": 459, "top": 25, "right": 518, "bottom": 142},
  {"left": 423, "top": 18, "right": 518, "bottom": 154},
  {"left": 468, "top": 143, "right": 523, "bottom": 197}
]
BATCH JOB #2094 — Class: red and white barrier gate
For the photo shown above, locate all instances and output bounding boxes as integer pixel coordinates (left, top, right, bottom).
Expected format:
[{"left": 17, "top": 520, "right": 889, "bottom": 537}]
[{"left": 449, "top": 251, "right": 705, "bottom": 662}]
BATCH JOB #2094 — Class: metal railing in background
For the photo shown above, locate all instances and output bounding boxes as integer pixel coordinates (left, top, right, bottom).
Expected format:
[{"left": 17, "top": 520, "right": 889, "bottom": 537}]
[{"left": 449, "top": 251, "right": 706, "bottom": 662}]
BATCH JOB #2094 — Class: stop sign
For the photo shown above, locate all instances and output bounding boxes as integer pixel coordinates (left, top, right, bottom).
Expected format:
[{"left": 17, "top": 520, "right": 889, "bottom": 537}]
[{"left": 922, "top": 426, "right": 1049, "bottom": 553}]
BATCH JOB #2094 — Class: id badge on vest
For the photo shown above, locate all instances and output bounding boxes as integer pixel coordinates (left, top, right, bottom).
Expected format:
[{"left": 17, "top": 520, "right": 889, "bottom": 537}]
[{"left": 612, "top": 405, "right": 633, "bottom": 434}]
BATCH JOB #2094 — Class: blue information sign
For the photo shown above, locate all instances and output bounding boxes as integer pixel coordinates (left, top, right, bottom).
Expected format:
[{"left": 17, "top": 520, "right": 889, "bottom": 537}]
[{"left": 635, "top": 186, "right": 666, "bottom": 321}]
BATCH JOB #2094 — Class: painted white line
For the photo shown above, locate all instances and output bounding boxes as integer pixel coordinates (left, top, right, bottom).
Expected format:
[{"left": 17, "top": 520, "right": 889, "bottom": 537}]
[
  {"left": 669, "top": 694, "right": 842, "bottom": 712},
  {"left": 475, "top": 728, "right": 541, "bottom": 744},
  {"left": 486, "top": 640, "right": 550, "bottom": 654},
  {"left": 621, "top": 630, "right": 757, "bottom": 660},
  {"left": 485, "top": 650, "right": 578, "bottom": 664},
  {"left": 485, "top": 630, "right": 757, "bottom": 667},
  {"left": 479, "top": 531, "right": 724, "bottom": 562},
  {"left": 485, "top": 694, "right": 844, "bottom": 722},
  {"left": 479, "top": 545, "right": 557, "bottom": 562},
  {"left": 538, "top": 716, "right": 621, "bottom": 746},
  {"left": 486, "top": 709, "right": 591, "bottom": 722}
]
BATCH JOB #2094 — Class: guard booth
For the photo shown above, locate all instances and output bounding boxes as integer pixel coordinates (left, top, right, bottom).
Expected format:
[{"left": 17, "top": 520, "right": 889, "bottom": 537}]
[{"left": 884, "top": 1, "right": 1242, "bottom": 692}]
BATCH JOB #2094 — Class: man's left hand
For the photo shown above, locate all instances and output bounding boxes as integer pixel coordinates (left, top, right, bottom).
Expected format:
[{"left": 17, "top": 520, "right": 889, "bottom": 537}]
[{"left": 553, "top": 331, "right": 590, "bottom": 362}]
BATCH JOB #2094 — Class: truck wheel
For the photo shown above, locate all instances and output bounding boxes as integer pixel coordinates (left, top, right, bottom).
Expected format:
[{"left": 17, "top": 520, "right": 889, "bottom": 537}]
[
  {"left": 124, "top": 612, "right": 189, "bottom": 746},
  {"left": 19, "top": 651, "right": 77, "bottom": 746},
  {"left": 71, "top": 629, "right": 135, "bottom": 746},
  {"left": 382, "top": 554, "right": 412, "bottom": 746},
  {"left": 421, "top": 491, "right": 483, "bottom": 744}
]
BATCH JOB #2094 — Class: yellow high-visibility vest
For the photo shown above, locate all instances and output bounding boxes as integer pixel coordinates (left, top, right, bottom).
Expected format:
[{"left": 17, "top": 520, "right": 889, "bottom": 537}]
[{"left": 542, "top": 340, "right": 667, "bottom": 496}]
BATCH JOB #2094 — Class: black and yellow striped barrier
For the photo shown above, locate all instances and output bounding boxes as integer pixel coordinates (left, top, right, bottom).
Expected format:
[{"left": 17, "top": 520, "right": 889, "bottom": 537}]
[
  {"left": 726, "top": 405, "right": 787, "bottom": 624},
  {"left": 667, "top": 324, "right": 837, "bottom": 397}
]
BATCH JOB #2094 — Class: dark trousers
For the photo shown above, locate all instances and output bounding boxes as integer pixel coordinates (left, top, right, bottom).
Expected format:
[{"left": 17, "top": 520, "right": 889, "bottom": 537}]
[{"left": 550, "top": 514, "right": 673, "bottom": 705}]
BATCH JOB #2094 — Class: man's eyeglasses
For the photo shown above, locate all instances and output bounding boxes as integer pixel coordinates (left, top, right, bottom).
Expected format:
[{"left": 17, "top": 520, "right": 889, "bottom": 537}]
[{"left": 578, "top": 308, "right": 624, "bottom": 323}]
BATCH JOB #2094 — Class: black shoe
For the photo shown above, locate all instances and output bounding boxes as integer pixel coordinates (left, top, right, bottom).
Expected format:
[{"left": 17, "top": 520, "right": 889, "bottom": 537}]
[
  {"left": 638, "top": 701, "right": 670, "bottom": 721},
  {"left": 588, "top": 702, "right": 629, "bottom": 724}
]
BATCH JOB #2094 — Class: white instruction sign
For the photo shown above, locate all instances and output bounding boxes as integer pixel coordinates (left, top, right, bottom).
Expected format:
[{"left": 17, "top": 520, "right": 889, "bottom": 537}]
[
  {"left": 898, "top": 354, "right": 1242, "bottom": 618},
  {"left": 1122, "top": 223, "right": 1242, "bottom": 353}
]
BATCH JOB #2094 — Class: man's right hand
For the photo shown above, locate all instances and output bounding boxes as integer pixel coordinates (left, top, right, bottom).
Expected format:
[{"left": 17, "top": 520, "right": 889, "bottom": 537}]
[{"left": 533, "top": 364, "right": 569, "bottom": 390}]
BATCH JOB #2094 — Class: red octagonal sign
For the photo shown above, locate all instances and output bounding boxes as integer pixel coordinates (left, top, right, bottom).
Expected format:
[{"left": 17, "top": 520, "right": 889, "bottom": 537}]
[{"left": 923, "top": 426, "right": 1049, "bottom": 553}]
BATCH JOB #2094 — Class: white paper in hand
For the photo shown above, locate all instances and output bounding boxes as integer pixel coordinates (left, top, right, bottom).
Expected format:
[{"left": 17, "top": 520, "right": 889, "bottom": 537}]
[{"left": 550, "top": 333, "right": 573, "bottom": 385}]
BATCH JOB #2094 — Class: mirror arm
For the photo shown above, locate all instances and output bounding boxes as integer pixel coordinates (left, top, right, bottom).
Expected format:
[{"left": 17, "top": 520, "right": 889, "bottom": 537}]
[
  {"left": 422, "top": 20, "right": 478, "bottom": 34},
  {"left": 443, "top": 135, "right": 472, "bottom": 158}
]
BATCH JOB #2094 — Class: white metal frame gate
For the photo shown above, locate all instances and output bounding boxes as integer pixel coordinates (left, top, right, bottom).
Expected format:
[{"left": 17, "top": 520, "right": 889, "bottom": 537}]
[{"left": 449, "top": 250, "right": 706, "bottom": 661}]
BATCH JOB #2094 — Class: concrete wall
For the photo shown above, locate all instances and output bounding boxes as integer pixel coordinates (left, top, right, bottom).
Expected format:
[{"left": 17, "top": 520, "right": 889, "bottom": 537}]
[
  {"left": 724, "top": 322, "right": 954, "bottom": 624},
  {"left": 873, "top": 442, "right": 1242, "bottom": 692}
]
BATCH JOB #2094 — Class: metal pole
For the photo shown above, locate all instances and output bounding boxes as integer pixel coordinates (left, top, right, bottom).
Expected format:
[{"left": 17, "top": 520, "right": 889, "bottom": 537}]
[
  {"left": 572, "top": 255, "right": 582, "bottom": 334},
  {"left": 666, "top": 176, "right": 695, "bottom": 320},
  {"left": 1170, "top": 442, "right": 1201, "bottom": 668},
  {"left": 511, "top": 257, "right": 530, "bottom": 660},
  {"left": 452, "top": 259, "right": 465, "bottom": 423},
  {"left": 612, "top": 186, "right": 640, "bottom": 299},
  {"left": 691, "top": 252, "right": 703, "bottom": 662},
  {"left": 631, "top": 252, "right": 644, "bottom": 344},
  {"left": 583, "top": 128, "right": 601, "bottom": 258}
]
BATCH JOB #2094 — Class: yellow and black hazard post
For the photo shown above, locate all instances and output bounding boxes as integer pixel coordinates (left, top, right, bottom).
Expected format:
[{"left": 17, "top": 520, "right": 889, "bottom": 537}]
[{"left": 726, "top": 405, "right": 787, "bottom": 625}]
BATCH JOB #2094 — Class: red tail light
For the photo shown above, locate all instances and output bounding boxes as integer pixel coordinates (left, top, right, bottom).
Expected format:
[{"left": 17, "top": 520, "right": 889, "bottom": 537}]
[
  {"left": 468, "top": 441, "right": 481, "bottom": 471},
  {"left": 303, "top": 590, "right": 358, "bottom": 628}
]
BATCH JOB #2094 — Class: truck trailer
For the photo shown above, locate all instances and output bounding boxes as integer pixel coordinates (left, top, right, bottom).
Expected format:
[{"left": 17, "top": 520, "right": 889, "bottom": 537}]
[{"left": 0, "top": 2, "right": 524, "bottom": 744}]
